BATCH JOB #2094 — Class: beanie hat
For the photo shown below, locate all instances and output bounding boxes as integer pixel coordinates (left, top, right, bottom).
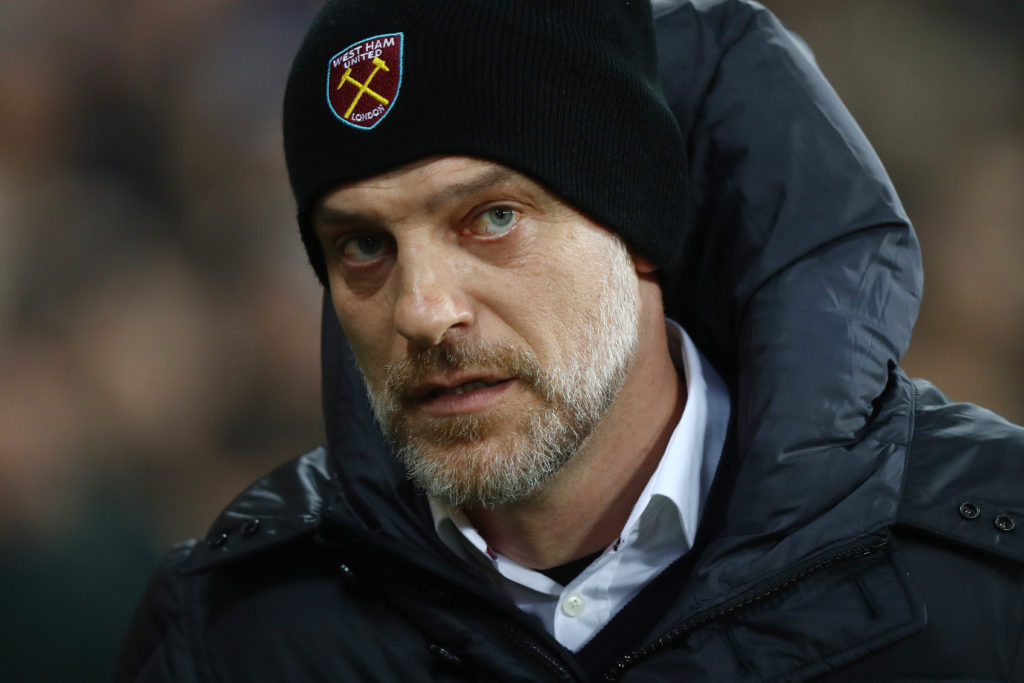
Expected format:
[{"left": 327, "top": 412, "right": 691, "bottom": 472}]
[{"left": 283, "top": 0, "right": 689, "bottom": 284}]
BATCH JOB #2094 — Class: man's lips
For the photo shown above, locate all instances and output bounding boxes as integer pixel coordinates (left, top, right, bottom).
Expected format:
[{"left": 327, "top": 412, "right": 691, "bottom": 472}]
[
  {"left": 407, "top": 374, "right": 514, "bottom": 401},
  {"left": 405, "top": 375, "right": 518, "bottom": 416},
  {"left": 425, "top": 379, "right": 496, "bottom": 397}
]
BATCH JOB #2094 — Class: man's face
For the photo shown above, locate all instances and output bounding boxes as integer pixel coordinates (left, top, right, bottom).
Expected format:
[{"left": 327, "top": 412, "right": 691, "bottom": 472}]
[{"left": 315, "top": 157, "right": 641, "bottom": 507}]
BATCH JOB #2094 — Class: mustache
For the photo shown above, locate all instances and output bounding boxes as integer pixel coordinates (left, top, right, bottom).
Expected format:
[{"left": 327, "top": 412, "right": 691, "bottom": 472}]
[{"left": 383, "top": 339, "right": 546, "bottom": 401}]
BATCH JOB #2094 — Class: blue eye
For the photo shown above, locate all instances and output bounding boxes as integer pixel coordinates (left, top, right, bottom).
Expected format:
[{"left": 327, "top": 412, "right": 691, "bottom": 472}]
[
  {"left": 477, "top": 207, "right": 517, "bottom": 235},
  {"left": 340, "top": 234, "right": 390, "bottom": 262}
]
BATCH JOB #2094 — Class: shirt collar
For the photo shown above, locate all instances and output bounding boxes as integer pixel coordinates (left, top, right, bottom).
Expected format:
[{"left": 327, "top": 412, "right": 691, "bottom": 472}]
[{"left": 614, "top": 319, "right": 706, "bottom": 550}]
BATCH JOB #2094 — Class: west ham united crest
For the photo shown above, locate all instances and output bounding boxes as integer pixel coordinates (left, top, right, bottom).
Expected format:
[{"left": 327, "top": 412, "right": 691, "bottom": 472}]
[{"left": 326, "top": 32, "right": 403, "bottom": 130}]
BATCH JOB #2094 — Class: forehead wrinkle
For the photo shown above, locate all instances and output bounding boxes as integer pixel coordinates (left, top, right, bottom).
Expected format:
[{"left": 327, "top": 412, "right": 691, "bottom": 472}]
[
  {"left": 421, "top": 167, "right": 517, "bottom": 214},
  {"left": 316, "top": 164, "right": 522, "bottom": 234}
]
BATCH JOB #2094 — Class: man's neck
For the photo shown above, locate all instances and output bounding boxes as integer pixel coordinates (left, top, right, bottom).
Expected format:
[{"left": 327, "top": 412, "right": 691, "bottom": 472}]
[{"left": 463, "top": 318, "right": 685, "bottom": 570}]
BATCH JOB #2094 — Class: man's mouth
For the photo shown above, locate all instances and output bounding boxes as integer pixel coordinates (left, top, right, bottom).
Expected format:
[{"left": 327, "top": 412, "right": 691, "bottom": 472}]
[
  {"left": 405, "top": 377, "right": 517, "bottom": 415},
  {"left": 427, "top": 379, "right": 499, "bottom": 398}
]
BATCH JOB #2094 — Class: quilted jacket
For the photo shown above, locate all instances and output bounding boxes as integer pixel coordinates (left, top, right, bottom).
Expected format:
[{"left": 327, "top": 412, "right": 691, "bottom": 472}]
[{"left": 118, "top": 2, "right": 1024, "bottom": 680}]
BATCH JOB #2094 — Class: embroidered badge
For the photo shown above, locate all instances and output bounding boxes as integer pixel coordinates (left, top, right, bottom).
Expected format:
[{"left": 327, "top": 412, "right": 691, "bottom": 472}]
[{"left": 326, "top": 32, "right": 403, "bottom": 130}]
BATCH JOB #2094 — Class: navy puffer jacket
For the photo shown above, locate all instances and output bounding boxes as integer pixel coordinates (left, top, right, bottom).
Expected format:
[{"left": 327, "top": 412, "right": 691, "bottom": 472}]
[{"left": 119, "top": 2, "right": 1024, "bottom": 680}]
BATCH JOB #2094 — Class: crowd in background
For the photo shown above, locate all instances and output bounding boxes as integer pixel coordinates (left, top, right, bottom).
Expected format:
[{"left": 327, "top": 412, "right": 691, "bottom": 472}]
[
  {"left": 0, "top": 1, "right": 1021, "bottom": 680},
  {"left": 0, "top": 1, "right": 324, "bottom": 679}
]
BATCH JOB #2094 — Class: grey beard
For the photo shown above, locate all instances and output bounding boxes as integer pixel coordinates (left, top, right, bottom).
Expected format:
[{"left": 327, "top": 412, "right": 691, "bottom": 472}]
[
  {"left": 395, "top": 406, "right": 586, "bottom": 508},
  {"left": 368, "top": 340, "right": 612, "bottom": 508}
]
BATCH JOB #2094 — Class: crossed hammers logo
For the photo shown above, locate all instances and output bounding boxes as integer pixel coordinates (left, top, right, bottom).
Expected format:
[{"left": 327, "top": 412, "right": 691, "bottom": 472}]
[{"left": 337, "top": 57, "right": 390, "bottom": 120}]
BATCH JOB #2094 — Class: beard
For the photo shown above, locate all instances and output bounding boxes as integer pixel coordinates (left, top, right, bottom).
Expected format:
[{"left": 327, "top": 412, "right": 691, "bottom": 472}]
[{"left": 362, "top": 238, "right": 640, "bottom": 508}]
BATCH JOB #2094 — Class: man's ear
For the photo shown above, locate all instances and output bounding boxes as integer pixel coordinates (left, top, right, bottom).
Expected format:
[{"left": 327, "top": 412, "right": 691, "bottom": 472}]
[{"left": 631, "top": 251, "right": 658, "bottom": 275}]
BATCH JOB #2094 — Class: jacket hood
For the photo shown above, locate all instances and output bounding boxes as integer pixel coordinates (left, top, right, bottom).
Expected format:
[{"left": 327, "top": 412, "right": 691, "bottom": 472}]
[{"left": 314, "top": 0, "right": 923, "bottom": 612}]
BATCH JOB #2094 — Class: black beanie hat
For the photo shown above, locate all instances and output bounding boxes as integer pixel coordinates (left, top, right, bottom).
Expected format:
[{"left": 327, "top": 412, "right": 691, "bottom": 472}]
[{"left": 284, "top": 0, "right": 689, "bottom": 284}]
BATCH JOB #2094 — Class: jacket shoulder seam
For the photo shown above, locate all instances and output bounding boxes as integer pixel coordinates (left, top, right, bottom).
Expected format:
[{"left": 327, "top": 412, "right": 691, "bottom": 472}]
[
  {"left": 895, "top": 374, "right": 919, "bottom": 519},
  {"left": 174, "top": 552, "right": 219, "bottom": 683}
]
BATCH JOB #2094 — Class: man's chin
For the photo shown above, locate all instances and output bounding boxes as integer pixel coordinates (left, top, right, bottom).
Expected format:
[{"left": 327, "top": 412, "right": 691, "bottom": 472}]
[
  {"left": 393, "top": 411, "right": 506, "bottom": 447},
  {"left": 395, "top": 428, "right": 569, "bottom": 508}
]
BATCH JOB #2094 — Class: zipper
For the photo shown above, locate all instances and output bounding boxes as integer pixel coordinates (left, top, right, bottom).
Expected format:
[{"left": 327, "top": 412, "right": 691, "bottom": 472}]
[
  {"left": 410, "top": 570, "right": 577, "bottom": 681},
  {"left": 603, "top": 534, "right": 890, "bottom": 681},
  {"left": 316, "top": 518, "right": 579, "bottom": 681}
]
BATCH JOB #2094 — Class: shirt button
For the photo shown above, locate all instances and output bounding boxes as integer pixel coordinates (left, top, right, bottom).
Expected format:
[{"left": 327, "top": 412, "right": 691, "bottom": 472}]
[{"left": 561, "top": 594, "right": 585, "bottom": 618}]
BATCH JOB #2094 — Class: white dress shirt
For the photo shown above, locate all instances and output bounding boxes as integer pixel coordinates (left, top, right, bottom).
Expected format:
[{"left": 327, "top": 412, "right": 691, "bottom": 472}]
[{"left": 429, "top": 319, "right": 731, "bottom": 652}]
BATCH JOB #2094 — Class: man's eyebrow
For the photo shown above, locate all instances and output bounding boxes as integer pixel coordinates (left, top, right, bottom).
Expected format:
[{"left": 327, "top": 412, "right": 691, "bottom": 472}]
[
  {"left": 312, "top": 207, "right": 380, "bottom": 233},
  {"left": 423, "top": 167, "right": 517, "bottom": 213}
]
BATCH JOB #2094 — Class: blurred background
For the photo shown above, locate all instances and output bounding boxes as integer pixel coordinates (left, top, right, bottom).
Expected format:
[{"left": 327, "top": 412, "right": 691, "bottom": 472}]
[{"left": 0, "top": 1, "right": 1021, "bottom": 680}]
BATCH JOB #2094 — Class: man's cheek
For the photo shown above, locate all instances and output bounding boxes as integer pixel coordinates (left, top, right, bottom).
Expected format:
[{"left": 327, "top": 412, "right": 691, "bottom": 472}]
[{"left": 344, "top": 341, "right": 387, "bottom": 397}]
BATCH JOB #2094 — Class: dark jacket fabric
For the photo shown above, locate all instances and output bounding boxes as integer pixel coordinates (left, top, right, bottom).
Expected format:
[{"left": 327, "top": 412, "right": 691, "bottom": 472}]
[{"left": 119, "top": 1, "right": 1024, "bottom": 681}]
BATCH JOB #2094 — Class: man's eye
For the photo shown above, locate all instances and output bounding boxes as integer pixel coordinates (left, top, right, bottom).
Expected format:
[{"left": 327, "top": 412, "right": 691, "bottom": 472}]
[
  {"left": 340, "top": 234, "right": 390, "bottom": 262},
  {"left": 474, "top": 207, "right": 517, "bottom": 236}
]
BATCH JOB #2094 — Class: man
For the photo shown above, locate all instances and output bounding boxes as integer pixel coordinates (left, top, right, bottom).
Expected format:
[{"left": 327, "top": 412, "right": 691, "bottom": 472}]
[{"left": 120, "top": 1, "right": 1024, "bottom": 681}]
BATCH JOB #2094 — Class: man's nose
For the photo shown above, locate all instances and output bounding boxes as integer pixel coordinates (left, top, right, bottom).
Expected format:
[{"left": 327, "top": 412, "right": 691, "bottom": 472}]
[{"left": 391, "top": 252, "right": 473, "bottom": 347}]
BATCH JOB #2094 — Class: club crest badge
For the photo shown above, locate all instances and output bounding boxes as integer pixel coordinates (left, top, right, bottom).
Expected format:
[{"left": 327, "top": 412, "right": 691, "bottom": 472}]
[{"left": 326, "top": 32, "right": 403, "bottom": 130}]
